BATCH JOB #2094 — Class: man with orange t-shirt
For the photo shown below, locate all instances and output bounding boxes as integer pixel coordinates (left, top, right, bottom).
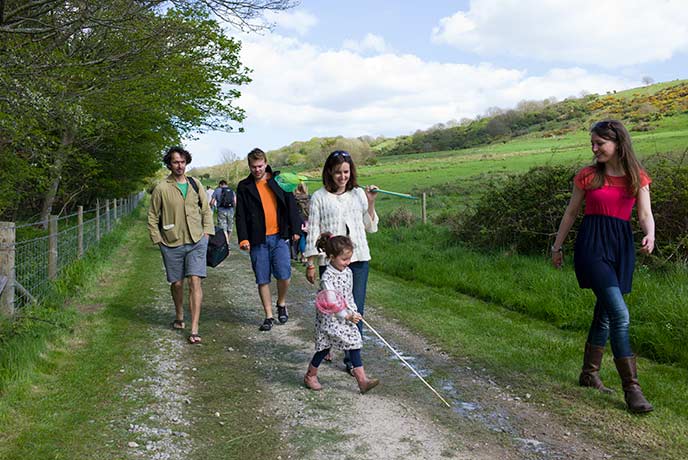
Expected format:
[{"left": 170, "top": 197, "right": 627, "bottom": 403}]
[{"left": 235, "top": 148, "right": 303, "bottom": 331}]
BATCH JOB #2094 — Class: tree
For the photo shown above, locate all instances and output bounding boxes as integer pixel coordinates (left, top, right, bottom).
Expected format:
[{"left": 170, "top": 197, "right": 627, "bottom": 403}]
[
  {"left": 217, "top": 150, "right": 245, "bottom": 185},
  {"left": 0, "top": 0, "right": 294, "bottom": 221},
  {"left": 642, "top": 76, "right": 655, "bottom": 86}
]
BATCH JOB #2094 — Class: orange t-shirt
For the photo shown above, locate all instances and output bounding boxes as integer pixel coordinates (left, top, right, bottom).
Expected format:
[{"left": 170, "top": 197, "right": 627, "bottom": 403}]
[{"left": 256, "top": 177, "right": 279, "bottom": 235}]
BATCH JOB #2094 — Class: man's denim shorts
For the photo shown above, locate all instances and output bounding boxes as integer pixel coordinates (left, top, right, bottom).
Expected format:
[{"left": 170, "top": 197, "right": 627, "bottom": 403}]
[
  {"left": 249, "top": 233, "right": 291, "bottom": 285},
  {"left": 159, "top": 237, "right": 208, "bottom": 283}
]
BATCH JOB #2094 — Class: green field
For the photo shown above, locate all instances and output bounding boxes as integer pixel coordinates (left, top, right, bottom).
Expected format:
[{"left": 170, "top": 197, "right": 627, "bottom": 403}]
[{"left": 360, "top": 113, "right": 688, "bottom": 216}]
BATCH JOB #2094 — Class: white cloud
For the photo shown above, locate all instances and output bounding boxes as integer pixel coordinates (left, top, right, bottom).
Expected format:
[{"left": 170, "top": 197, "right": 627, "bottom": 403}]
[
  {"left": 236, "top": 33, "right": 634, "bottom": 141},
  {"left": 342, "top": 33, "right": 391, "bottom": 54},
  {"left": 431, "top": 0, "right": 688, "bottom": 68},
  {"left": 263, "top": 9, "right": 317, "bottom": 36}
]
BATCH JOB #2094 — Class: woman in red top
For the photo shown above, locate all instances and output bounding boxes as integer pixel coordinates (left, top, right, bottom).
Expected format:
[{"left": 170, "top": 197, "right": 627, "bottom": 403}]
[{"left": 552, "top": 120, "right": 655, "bottom": 413}]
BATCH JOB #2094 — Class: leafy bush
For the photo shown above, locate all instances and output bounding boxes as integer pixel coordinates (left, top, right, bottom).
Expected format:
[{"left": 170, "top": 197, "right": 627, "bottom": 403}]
[
  {"left": 643, "top": 152, "right": 688, "bottom": 265},
  {"left": 384, "top": 207, "right": 417, "bottom": 229},
  {"left": 450, "top": 164, "right": 579, "bottom": 254},
  {"left": 451, "top": 155, "right": 688, "bottom": 265}
]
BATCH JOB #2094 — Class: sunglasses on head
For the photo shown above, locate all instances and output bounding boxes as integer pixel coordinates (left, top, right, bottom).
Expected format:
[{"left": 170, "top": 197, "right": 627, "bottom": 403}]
[
  {"left": 331, "top": 150, "right": 351, "bottom": 158},
  {"left": 594, "top": 121, "right": 616, "bottom": 132}
]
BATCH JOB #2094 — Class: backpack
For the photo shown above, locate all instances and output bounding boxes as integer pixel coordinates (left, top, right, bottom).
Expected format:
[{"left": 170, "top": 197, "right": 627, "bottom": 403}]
[
  {"left": 206, "top": 227, "right": 229, "bottom": 267},
  {"left": 219, "top": 187, "right": 234, "bottom": 208}
]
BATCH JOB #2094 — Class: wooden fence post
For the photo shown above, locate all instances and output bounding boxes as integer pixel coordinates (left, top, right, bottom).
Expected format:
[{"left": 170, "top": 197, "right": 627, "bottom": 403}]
[
  {"left": 421, "top": 193, "right": 427, "bottom": 224},
  {"left": 96, "top": 199, "right": 101, "bottom": 241},
  {"left": 114, "top": 198, "right": 118, "bottom": 222},
  {"left": 105, "top": 199, "right": 111, "bottom": 233},
  {"left": 48, "top": 215, "right": 58, "bottom": 280},
  {"left": 77, "top": 205, "right": 84, "bottom": 258},
  {"left": 0, "top": 222, "right": 15, "bottom": 316}
]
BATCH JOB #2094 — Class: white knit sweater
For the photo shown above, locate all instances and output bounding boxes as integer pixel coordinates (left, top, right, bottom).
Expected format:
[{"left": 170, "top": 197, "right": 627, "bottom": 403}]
[{"left": 304, "top": 187, "right": 379, "bottom": 264}]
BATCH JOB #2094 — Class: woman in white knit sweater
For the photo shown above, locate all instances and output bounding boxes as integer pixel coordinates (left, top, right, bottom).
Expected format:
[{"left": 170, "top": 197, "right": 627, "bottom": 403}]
[{"left": 304, "top": 150, "right": 379, "bottom": 373}]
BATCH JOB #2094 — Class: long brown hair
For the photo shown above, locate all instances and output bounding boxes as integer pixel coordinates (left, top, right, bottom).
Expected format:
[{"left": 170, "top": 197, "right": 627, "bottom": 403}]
[
  {"left": 322, "top": 150, "right": 358, "bottom": 193},
  {"left": 588, "top": 120, "right": 644, "bottom": 195}
]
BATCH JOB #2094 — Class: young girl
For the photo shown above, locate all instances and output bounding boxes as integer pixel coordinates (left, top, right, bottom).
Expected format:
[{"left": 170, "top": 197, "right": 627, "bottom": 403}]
[
  {"left": 303, "top": 232, "right": 379, "bottom": 394},
  {"left": 552, "top": 120, "right": 655, "bottom": 413}
]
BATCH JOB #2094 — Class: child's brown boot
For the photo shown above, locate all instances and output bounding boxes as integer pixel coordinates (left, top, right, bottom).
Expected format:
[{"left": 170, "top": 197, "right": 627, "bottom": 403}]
[
  {"left": 304, "top": 364, "right": 322, "bottom": 390},
  {"left": 352, "top": 367, "right": 379, "bottom": 394}
]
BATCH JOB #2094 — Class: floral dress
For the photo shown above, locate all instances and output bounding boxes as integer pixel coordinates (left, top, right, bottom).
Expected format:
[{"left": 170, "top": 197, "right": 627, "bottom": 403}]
[{"left": 314, "top": 263, "right": 362, "bottom": 352}]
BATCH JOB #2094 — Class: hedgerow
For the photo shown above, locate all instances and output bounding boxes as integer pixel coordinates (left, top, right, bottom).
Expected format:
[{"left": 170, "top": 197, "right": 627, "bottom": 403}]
[
  {"left": 450, "top": 164, "right": 579, "bottom": 255},
  {"left": 451, "top": 153, "right": 688, "bottom": 266}
]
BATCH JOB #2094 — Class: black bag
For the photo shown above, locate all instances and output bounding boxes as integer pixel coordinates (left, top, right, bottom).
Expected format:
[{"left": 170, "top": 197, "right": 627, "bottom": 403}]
[
  {"left": 190, "top": 180, "right": 228, "bottom": 267},
  {"left": 206, "top": 227, "right": 229, "bottom": 267},
  {"left": 219, "top": 188, "right": 234, "bottom": 208}
]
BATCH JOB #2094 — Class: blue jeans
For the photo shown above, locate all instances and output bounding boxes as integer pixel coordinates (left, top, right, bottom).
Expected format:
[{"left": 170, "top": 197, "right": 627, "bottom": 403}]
[
  {"left": 349, "top": 261, "right": 369, "bottom": 334},
  {"left": 298, "top": 232, "right": 307, "bottom": 254},
  {"left": 587, "top": 286, "right": 633, "bottom": 358}
]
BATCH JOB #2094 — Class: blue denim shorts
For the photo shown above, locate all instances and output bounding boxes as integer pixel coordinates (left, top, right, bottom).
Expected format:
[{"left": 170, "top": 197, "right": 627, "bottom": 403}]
[
  {"left": 249, "top": 234, "right": 291, "bottom": 284},
  {"left": 159, "top": 237, "right": 208, "bottom": 283}
]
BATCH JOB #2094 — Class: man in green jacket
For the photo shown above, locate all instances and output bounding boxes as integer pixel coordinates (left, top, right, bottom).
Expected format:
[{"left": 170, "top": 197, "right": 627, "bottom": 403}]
[{"left": 148, "top": 146, "right": 214, "bottom": 344}]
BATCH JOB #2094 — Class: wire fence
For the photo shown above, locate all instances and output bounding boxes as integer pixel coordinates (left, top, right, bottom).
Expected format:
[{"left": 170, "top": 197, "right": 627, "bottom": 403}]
[{"left": 0, "top": 192, "right": 145, "bottom": 315}]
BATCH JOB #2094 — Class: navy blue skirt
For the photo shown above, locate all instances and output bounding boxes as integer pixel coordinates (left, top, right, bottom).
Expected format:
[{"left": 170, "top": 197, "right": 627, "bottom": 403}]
[{"left": 574, "top": 215, "right": 636, "bottom": 294}]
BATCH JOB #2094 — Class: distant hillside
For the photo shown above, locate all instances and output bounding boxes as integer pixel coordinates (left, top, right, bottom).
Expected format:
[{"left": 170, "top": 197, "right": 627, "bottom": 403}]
[
  {"left": 192, "top": 79, "right": 688, "bottom": 179},
  {"left": 376, "top": 80, "right": 688, "bottom": 156}
]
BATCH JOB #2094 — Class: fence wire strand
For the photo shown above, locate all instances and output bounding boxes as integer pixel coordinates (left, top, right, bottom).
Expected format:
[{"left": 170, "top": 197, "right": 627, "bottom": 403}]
[{"left": 3, "top": 192, "right": 144, "bottom": 310}]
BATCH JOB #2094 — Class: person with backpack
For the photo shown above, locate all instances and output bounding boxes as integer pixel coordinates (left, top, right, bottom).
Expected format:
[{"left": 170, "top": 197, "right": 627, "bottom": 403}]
[
  {"left": 210, "top": 180, "right": 236, "bottom": 242},
  {"left": 147, "top": 146, "right": 214, "bottom": 344}
]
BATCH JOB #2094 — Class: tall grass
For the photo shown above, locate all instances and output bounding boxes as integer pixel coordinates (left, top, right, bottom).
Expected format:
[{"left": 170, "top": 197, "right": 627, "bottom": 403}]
[
  {"left": 0, "top": 205, "right": 146, "bottom": 392},
  {"left": 368, "top": 270, "right": 688, "bottom": 457},
  {"left": 369, "top": 224, "right": 688, "bottom": 367}
]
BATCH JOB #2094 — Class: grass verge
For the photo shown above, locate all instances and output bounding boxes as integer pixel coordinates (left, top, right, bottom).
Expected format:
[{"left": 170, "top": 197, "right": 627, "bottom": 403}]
[
  {"left": 0, "top": 207, "right": 281, "bottom": 459},
  {"left": 367, "top": 270, "right": 688, "bottom": 458}
]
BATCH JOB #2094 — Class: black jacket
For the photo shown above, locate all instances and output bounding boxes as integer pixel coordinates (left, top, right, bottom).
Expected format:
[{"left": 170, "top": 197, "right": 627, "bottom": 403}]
[{"left": 235, "top": 166, "right": 302, "bottom": 246}]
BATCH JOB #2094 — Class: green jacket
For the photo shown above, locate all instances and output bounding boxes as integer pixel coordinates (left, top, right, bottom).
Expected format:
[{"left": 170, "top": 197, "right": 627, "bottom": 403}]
[{"left": 147, "top": 175, "right": 214, "bottom": 246}]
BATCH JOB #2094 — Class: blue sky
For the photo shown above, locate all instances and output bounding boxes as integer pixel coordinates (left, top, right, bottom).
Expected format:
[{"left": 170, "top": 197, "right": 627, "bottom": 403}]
[{"left": 186, "top": 0, "right": 688, "bottom": 167}]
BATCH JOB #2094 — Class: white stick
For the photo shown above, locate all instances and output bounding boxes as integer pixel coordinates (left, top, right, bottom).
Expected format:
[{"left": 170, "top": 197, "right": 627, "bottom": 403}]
[{"left": 361, "top": 318, "right": 451, "bottom": 408}]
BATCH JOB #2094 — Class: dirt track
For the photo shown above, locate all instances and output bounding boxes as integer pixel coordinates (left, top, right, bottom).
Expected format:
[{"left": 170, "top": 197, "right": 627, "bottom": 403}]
[{"left": 124, "top": 243, "right": 617, "bottom": 460}]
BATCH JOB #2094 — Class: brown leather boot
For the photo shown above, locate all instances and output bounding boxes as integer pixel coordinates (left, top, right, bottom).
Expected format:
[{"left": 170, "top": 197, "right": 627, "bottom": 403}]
[
  {"left": 614, "top": 356, "right": 653, "bottom": 413},
  {"left": 304, "top": 364, "right": 322, "bottom": 391},
  {"left": 579, "top": 343, "right": 613, "bottom": 393},
  {"left": 351, "top": 367, "right": 379, "bottom": 394}
]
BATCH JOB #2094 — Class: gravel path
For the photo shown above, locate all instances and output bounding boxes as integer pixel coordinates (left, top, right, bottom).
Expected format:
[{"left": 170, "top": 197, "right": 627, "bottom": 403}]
[{"left": 122, "top": 243, "right": 615, "bottom": 460}]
